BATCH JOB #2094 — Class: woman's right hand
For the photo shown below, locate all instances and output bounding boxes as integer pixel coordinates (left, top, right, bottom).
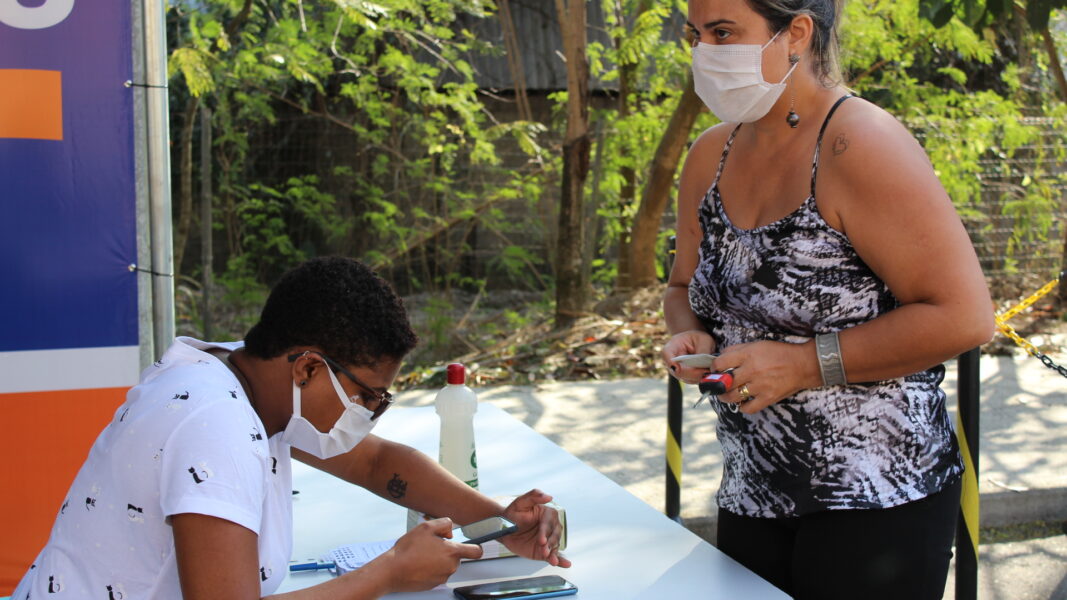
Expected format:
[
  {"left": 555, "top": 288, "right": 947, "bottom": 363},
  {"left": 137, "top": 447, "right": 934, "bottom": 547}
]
[
  {"left": 370, "top": 517, "right": 483, "bottom": 594},
  {"left": 662, "top": 330, "right": 716, "bottom": 384}
]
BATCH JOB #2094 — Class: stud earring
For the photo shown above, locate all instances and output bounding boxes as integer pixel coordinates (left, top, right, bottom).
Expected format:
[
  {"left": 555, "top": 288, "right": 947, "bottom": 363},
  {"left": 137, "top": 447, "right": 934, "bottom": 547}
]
[
  {"left": 300, "top": 380, "right": 308, "bottom": 387},
  {"left": 786, "top": 54, "right": 800, "bottom": 129}
]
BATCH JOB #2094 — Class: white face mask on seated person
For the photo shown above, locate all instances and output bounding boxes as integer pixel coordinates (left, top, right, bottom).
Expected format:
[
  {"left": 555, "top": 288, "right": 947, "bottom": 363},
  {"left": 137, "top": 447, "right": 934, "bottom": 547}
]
[
  {"left": 281, "top": 364, "right": 377, "bottom": 459},
  {"left": 691, "top": 29, "right": 799, "bottom": 123}
]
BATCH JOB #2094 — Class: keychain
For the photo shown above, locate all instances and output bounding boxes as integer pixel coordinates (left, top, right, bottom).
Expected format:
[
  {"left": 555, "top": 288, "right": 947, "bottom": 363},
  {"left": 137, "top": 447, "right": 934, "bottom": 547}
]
[
  {"left": 693, "top": 371, "right": 740, "bottom": 413},
  {"left": 673, "top": 354, "right": 742, "bottom": 413}
]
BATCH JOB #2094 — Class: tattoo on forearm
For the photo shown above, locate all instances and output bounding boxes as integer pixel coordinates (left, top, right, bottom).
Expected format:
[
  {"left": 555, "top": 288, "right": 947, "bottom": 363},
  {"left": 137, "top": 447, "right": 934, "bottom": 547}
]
[
  {"left": 387, "top": 473, "right": 407, "bottom": 499},
  {"left": 832, "top": 134, "right": 849, "bottom": 156}
]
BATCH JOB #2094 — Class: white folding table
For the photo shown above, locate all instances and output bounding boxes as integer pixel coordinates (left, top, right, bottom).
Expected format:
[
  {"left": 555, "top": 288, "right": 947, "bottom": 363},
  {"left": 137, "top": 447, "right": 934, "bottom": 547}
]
[{"left": 277, "top": 403, "right": 788, "bottom": 599}]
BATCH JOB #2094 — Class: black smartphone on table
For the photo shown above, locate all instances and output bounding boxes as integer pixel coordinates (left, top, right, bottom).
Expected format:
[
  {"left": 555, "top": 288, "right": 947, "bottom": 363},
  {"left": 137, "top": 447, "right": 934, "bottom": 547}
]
[{"left": 453, "top": 575, "right": 578, "bottom": 599}]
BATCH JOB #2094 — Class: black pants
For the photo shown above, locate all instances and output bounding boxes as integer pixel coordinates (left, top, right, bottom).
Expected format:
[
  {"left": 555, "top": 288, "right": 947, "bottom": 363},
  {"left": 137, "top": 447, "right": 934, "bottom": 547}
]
[{"left": 717, "top": 478, "right": 961, "bottom": 600}]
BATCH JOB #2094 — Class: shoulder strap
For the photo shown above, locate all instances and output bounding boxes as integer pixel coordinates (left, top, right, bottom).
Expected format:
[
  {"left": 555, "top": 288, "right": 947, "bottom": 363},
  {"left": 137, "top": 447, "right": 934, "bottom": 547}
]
[
  {"left": 810, "top": 94, "right": 853, "bottom": 197},
  {"left": 713, "top": 124, "right": 743, "bottom": 188}
]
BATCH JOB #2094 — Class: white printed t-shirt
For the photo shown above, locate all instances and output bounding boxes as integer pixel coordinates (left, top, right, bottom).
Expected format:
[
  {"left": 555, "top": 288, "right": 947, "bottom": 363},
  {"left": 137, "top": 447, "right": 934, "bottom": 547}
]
[{"left": 13, "top": 337, "right": 294, "bottom": 599}]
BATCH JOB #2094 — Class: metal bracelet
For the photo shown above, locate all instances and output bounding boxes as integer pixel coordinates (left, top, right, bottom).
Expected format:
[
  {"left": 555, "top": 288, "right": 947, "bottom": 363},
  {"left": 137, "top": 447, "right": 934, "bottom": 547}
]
[{"left": 815, "top": 332, "right": 847, "bottom": 386}]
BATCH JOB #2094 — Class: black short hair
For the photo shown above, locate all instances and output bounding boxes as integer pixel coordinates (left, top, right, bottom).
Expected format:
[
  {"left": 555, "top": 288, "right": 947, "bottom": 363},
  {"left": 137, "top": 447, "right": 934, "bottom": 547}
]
[{"left": 243, "top": 257, "right": 418, "bottom": 366}]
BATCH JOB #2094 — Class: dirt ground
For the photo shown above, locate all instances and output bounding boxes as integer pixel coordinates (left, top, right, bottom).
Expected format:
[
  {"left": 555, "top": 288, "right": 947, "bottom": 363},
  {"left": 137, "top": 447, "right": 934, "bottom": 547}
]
[{"left": 397, "top": 285, "right": 671, "bottom": 389}]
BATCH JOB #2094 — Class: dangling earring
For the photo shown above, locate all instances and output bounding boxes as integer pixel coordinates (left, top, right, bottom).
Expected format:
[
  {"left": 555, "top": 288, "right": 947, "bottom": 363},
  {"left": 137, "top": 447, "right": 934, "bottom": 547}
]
[{"left": 786, "top": 54, "right": 801, "bottom": 129}]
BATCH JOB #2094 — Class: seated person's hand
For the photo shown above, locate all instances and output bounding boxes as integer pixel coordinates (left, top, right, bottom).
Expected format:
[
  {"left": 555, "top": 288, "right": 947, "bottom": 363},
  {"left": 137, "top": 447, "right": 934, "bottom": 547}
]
[
  {"left": 501, "top": 489, "right": 572, "bottom": 568},
  {"left": 372, "top": 517, "right": 483, "bottom": 593}
]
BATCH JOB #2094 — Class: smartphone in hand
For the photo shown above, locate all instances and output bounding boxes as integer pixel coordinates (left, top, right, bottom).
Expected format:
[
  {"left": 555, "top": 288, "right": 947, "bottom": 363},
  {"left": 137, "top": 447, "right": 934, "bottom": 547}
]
[
  {"left": 672, "top": 353, "right": 717, "bottom": 369},
  {"left": 458, "top": 516, "right": 518, "bottom": 545},
  {"left": 453, "top": 575, "right": 578, "bottom": 599}
]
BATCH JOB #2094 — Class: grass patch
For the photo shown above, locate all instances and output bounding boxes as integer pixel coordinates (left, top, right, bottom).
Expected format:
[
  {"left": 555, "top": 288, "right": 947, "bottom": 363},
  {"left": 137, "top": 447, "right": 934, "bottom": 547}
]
[{"left": 979, "top": 520, "right": 1067, "bottom": 544}]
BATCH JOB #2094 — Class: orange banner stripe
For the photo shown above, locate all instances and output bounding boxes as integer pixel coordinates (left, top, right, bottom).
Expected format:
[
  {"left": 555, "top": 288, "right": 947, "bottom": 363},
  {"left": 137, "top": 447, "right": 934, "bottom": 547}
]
[
  {"left": 0, "top": 69, "right": 63, "bottom": 141},
  {"left": 0, "top": 387, "right": 127, "bottom": 594}
]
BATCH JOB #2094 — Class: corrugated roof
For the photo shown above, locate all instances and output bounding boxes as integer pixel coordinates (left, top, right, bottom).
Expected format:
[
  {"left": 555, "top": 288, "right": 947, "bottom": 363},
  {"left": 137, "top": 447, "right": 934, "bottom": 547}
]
[{"left": 455, "top": 0, "right": 686, "bottom": 92}]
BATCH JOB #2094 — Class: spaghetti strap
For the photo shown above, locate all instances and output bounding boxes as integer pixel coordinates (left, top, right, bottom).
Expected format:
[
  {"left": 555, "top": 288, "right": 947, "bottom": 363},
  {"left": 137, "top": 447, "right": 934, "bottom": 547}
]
[
  {"left": 810, "top": 94, "right": 853, "bottom": 197},
  {"left": 713, "top": 124, "right": 743, "bottom": 188}
]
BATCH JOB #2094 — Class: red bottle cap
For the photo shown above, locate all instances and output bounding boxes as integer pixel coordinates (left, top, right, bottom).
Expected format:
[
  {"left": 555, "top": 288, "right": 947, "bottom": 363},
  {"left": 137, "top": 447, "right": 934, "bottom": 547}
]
[{"left": 446, "top": 363, "right": 466, "bottom": 385}]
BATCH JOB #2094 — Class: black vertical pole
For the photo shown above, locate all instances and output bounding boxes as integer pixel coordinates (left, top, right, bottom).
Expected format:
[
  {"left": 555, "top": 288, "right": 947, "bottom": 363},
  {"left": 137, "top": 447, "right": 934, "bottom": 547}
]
[
  {"left": 665, "top": 236, "right": 684, "bottom": 523},
  {"left": 955, "top": 347, "right": 980, "bottom": 600},
  {"left": 666, "top": 369, "right": 683, "bottom": 522}
]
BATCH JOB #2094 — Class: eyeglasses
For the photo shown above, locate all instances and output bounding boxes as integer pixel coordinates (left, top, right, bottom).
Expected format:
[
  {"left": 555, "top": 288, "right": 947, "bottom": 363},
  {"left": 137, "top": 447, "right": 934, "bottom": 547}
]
[{"left": 287, "top": 351, "right": 394, "bottom": 420}]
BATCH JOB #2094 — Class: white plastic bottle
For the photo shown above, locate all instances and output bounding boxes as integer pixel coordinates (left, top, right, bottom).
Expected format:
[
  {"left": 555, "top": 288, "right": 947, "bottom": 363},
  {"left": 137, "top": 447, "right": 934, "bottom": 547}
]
[
  {"left": 436, "top": 363, "right": 479, "bottom": 489},
  {"left": 407, "top": 363, "right": 479, "bottom": 530}
]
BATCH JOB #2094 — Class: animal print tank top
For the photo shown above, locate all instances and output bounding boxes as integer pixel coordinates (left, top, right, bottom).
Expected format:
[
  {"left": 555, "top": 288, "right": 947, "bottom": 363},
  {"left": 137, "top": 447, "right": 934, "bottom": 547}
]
[{"left": 688, "top": 96, "right": 963, "bottom": 518}]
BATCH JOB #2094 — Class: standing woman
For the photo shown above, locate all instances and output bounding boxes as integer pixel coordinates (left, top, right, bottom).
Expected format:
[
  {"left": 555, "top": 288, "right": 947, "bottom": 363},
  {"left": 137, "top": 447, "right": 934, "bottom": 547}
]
[{"left": 662, "top": 1, "right": 993, "bottom": 598}]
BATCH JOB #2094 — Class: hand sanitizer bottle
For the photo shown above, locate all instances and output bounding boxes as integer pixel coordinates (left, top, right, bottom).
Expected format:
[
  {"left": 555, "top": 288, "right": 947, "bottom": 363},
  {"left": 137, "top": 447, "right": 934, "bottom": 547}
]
[
  {"left": 407, "top": 363, "right": 479, "bottom": 530},
  {"left": 436, "top": 363, "right": 479, "bottom": 489}
]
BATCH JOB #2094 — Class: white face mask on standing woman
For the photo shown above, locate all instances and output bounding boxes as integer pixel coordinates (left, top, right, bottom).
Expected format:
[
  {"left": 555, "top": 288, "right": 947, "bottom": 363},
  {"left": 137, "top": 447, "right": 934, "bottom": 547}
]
[
  {"left": 281, "top": 366, "right": 377, "bottom": 459},
  {"left": 691, "top": 30, "right": 799, "bottom": 123}
]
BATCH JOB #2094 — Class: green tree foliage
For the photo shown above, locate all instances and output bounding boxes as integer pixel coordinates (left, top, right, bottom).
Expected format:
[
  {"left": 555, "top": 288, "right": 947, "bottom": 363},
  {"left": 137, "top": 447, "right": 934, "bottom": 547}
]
[
  {"left": 586, "top": 0, "right": 1065, "bottom": 288},
  {"left": 921, "top": 0, "right": 1066, "bottom": 30},
  {"left": 582, "top": 0, "right": 717, "bottom": 288},
  {"left": 576, "top": 0, "right": 1063, "bottom": 290},
  {"left": 845, "top": 0, "right": 1065, "bottom": 273},
  {"left": 167, "top": 0, "right": 550, "bottom": 298},
  {"left": 913, "top": 0, "right": 1067, "bottom": 276},
  {"left": 168, "top": 0, "right": 1066, "bottom": 354}
]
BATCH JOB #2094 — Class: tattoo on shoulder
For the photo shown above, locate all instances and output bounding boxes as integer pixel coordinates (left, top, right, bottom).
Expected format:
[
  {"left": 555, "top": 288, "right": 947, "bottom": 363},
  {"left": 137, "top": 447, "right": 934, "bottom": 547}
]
[
  {"left": 387, "top": 473, "right": 407, "bottom": 499},
  {"left": 832, "top": 133, "right": 849, "bottom": 156}
]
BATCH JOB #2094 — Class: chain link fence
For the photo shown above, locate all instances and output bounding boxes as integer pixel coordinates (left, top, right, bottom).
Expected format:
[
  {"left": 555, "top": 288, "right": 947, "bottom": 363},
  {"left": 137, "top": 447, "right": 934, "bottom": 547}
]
[
  {"left": 214, "top": 104, "right": 1067, "bottom": 302},
  {"left": 952, "top": 116, "right": 1066, "bottom": 295}
]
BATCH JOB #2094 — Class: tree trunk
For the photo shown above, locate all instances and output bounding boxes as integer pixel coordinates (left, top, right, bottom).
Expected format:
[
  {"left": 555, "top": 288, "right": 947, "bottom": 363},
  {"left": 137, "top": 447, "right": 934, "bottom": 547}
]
[
  {"left": 627, "top": 73, "right": 703, "bottom": 288},
  {"left": 554, "top": 0, "right": 591, "bottom": 328},
  {"left": 174, "top": 96, "right": 200, "bottom": 275},
  {"left": 1039, "top": 27, "right": 1067, "bottom": 102},
  {"left": 583, "top": 121, "right": 605, "bottom": 294},
  {"left": 499, "top": 0, "right": 532, "bottom": 122},
  {"left": 612, "top": 0, "right": 648, "bottom": 293},
  {"left": 614, "top": 46, "right": 636, "bottom": 292},
  {"left": 199, "top": 105, "right": 214, "bottom": 340}
]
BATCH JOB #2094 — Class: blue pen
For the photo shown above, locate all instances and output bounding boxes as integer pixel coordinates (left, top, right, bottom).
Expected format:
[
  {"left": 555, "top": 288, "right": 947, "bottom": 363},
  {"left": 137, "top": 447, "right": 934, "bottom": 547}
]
[{"left": 289, "top": 560, "right": 336, "bottom": 572}]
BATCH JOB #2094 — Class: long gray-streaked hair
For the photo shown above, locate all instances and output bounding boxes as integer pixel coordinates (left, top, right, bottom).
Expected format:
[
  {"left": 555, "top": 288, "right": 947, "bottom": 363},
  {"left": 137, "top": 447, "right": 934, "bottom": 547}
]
[{"left": 746, "top": 0, "right": 844, "bottom": 87}]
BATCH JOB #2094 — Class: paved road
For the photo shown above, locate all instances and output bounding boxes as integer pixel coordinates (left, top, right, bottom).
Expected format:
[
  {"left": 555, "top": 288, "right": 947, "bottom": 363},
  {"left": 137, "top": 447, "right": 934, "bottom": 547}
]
[
  {"left": 400, "top": 352, "right": 1067, "bottom": 599},
  {"left": 944, "top": 534, "right": 1067, "bottom": 600}
]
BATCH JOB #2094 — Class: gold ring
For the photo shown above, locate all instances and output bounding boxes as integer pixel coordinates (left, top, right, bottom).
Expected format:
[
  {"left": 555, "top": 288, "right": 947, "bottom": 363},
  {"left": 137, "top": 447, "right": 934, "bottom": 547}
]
[{"left": 738, "top": 385, "right": 751, "bottom": 401}]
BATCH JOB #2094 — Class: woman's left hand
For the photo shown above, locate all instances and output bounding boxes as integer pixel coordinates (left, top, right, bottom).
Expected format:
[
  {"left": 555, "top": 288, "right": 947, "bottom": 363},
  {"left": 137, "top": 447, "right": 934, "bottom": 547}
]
[
  {"left": 713, "top": 340, "right": 821, "bottom": 414},
  {"left": 499, "top": 489, "right": 572, "bottom": 568}
]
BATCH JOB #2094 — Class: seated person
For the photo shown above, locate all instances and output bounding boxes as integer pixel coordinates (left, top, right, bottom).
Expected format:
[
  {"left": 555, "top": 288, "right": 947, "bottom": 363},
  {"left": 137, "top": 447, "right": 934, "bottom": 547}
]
[{"left": 13, "top": 256, "right": 569, "bottom": 599}]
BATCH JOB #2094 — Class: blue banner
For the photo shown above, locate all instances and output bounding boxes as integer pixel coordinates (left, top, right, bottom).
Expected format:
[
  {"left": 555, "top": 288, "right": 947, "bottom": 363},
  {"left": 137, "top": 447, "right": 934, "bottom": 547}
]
[{"left": 0, "top": 0, "right": 138, "bottom": 352}]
